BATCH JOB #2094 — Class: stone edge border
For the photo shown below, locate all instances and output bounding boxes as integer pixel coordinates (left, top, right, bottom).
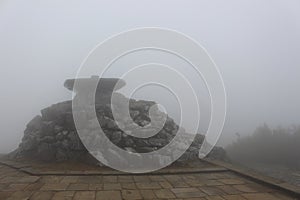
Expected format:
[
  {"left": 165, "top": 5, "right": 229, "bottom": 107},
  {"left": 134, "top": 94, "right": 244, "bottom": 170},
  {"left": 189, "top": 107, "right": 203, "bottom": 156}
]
[
  {"left": 0, "top": 158, "right": 227, "bottom": 176},
  {"left": 204, "top": 158, "right": 300, "bottom": 197}
]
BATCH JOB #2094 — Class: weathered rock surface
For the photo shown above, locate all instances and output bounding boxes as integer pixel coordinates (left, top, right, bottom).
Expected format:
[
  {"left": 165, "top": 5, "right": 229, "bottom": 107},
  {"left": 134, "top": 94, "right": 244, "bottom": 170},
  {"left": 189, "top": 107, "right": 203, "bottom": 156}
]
[
  {"left": 64, "top": 76, "right": 126, "bottom": 97},
  {"left": 10, "top": 76, "right": 227, "bottom": 165}
]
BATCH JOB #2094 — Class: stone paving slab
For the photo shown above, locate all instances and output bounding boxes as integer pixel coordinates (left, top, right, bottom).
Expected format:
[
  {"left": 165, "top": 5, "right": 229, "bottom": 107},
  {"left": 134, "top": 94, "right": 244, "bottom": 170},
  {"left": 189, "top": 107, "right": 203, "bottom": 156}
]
[
  {"left": 204, "top": 158, "right": 300, "bottom": 197},
  {"left": 0, "top": 162, "right": 299, "bottom": 200}
]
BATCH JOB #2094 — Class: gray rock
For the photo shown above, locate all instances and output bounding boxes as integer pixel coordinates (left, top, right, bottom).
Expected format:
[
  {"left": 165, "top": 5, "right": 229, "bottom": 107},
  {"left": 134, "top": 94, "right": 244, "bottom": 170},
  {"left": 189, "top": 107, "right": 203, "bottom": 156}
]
[
  {"left": 54, "top": 125, "right": 64, "bottom": 134},
  {"left": 39, "top": 136, "right": 55, "bottom": 143},
  {"left": 56, "top": 132, "right": 64, "bottom": 141},
  {"left": 20, "top": 136, "right": 37, "bottom": 151},
  {"left": 122, "top": 137, "right": 134, "bottom": 147},
  {"left": 135, "top": 146, "right": 157, "bottom": 153},
  {"left": 62, "top": 130, "right": 69, "bottom": 136},
  {"left": 130, "top": 110, "right": 140, "bottom": 119},
  {"left": 106, "top": 118, "right": 118, "bottom": 130},
  {"left": 56, "top": 148, "right": 68, "bottom": 161},
  {"left": 61, "top": 139, "right": 69, "bottom": 149},
  {"left": 148, "top": 138, "right": 168, "bottom": 147},
  {"left": 64, "top": 112, "right": 75, "bottom": 129},
  {"left": 110, "top": 131, "right": 122, "bottom": 144},
  {"left": 68, "top": 132, "right": 84, "bottom": 150},
  {"left": 41, "top": 101, "right": 72, "bottom": 120},
  {"left": 26, "top": 115, "right": 42, "bottom": 131},
  {"left": 37, "top": 143, "right": 56, "bottom": 162},
  {"left": 41, "top": 121, "right": 55, "bottom": 136},
  {"left": 64, "top": 76, "right": 126, "bottom": 95}
]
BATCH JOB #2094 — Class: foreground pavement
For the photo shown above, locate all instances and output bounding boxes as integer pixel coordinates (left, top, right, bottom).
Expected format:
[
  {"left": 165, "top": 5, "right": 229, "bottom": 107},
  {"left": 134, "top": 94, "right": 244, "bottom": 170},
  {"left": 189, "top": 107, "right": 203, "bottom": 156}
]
[{"left": 0, "top": 162, "right": 298, "bottom": 200}]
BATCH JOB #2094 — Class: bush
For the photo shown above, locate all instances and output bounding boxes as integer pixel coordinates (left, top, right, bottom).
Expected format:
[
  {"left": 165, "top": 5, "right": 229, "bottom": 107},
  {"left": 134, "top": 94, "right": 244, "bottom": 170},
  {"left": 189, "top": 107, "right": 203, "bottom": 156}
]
[{"left": 226, "top": 124, "right": 300, "bottom": 169}]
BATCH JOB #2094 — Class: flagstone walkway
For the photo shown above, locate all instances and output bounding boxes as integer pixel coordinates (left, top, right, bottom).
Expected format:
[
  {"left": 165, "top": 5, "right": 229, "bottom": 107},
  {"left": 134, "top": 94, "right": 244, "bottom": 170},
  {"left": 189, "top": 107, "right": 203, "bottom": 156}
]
[{"left": 0, "top": 162, "right": 298, "bottom": 200}]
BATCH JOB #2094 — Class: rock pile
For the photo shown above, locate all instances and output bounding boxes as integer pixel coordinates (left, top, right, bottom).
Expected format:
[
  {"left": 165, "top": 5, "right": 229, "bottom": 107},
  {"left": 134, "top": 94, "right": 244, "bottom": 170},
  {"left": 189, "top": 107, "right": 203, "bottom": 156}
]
[{"left": 12, "top": 76, "right": 226, "bottom": 165}]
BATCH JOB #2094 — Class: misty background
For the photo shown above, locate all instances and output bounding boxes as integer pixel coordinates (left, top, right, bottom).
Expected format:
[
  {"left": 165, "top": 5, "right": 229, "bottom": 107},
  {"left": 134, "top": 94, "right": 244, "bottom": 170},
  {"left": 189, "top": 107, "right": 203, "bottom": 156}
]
[{"left": 0, "top": 0, "right": 300, "bottom": 154}]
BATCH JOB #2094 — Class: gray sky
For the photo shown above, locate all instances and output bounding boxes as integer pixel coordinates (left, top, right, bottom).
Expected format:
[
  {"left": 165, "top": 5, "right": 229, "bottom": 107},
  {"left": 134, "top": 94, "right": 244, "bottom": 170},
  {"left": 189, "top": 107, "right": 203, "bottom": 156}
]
[{"left": 0, "top": 0, "right": 300, "bottom": 153}]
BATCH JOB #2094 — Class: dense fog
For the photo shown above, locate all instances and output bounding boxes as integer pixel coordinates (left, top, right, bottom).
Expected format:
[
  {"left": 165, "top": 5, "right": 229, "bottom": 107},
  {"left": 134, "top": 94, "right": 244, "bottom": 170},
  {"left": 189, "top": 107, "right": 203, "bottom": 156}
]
[{"left": 0, "top": 0, "right": 300, "bottom": 154}]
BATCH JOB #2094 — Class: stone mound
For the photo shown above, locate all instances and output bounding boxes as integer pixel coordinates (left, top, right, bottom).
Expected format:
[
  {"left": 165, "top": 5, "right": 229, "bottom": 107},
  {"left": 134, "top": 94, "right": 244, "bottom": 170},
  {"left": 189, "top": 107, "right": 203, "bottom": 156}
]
[{"left": 10, "top": 76, "right": 226, "bottom": 165}]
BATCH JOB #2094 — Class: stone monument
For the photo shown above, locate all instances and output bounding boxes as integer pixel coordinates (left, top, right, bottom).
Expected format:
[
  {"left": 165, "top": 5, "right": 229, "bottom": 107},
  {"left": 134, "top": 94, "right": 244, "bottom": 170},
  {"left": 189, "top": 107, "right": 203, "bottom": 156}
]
[{"left": 10, "top": 76, "right": 226, "bottom": 166}]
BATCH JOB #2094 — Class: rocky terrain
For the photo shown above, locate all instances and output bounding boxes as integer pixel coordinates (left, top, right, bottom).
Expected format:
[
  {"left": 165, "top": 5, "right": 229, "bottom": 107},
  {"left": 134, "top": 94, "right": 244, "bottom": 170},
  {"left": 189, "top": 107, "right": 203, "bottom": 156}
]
[{"left": 9, "top": 76, "right": 226, "bottom": 166}]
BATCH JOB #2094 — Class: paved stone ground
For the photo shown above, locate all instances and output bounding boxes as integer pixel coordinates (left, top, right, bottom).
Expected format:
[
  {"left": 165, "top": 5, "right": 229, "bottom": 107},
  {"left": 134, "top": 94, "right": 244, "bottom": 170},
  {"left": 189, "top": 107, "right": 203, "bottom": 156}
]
[
  {"left": 0, "top": 164, "right": 298, "bottom": 200},
  {"left": 235, "top": 162, "right": 300, "bottom": 187}
]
